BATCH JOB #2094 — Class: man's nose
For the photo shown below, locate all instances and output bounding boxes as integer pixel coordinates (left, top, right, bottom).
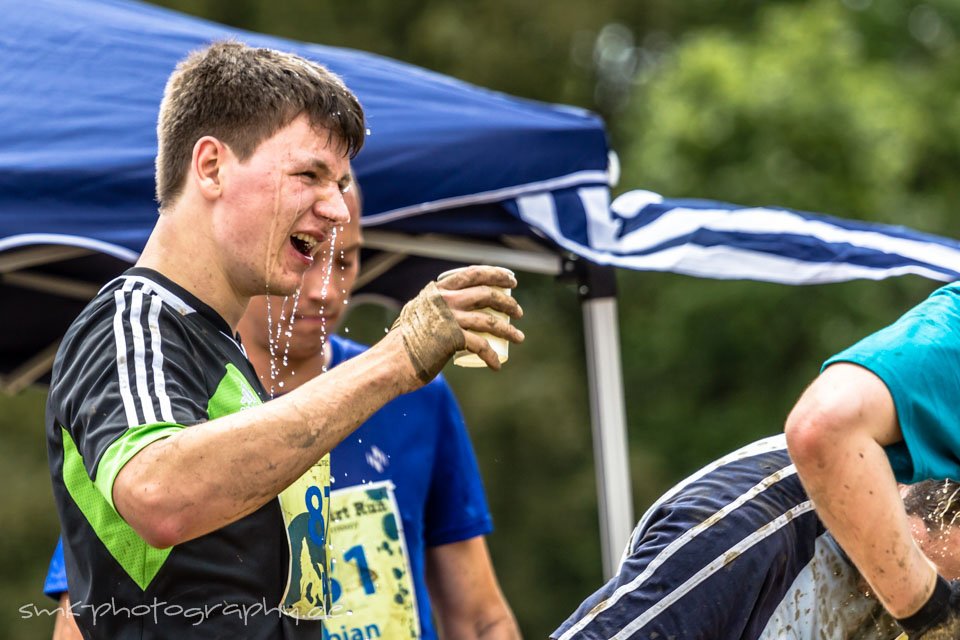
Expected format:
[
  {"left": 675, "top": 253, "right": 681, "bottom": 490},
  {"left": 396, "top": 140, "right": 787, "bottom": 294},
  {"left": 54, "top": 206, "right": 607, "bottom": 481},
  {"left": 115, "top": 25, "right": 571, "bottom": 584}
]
[{"left": 313, "top": 185, "right": 350, "bottom": 225}]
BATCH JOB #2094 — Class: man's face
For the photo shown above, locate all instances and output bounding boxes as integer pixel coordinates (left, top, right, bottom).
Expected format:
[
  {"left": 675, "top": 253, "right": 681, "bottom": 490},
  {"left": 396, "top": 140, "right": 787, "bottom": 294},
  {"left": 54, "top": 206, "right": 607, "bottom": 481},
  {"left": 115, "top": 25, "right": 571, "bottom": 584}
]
[
  {"left": 213, "top": 114, "right": 352, "bottom": 298},
  {"left": 241, "top": 186, "right": 363, "bottom": 362}
]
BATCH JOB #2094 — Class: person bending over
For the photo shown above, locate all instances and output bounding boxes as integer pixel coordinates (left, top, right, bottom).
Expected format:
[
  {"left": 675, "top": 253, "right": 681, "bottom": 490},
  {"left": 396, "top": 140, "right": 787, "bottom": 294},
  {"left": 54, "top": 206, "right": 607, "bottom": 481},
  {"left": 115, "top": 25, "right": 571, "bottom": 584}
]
[
  {"left": 785, "top": 283, "right": 960, "bottom": 638},
  {"left": 553, "top": 435, "right": 960, "bottom": 640}
]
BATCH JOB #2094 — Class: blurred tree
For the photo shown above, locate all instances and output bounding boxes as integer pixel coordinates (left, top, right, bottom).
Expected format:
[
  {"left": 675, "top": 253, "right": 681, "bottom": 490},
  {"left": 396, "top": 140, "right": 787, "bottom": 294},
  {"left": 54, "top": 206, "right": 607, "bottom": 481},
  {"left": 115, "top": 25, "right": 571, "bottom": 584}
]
[
  {"left": 615, "top": 0, "right": 959, "bottom": 508},
  {"left": 0, "top": 388, "right": 61, "bottom": 640},
  {"left": 151, "top": 0, "right": 615, "bottom": 107}
]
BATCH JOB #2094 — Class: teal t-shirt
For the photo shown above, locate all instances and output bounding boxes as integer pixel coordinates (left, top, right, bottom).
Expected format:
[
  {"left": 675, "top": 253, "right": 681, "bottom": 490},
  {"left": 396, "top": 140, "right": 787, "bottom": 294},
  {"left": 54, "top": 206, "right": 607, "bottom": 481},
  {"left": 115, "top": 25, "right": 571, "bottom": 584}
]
[{"left": 823, "top": 282, "right": 960, "bottom": 483}]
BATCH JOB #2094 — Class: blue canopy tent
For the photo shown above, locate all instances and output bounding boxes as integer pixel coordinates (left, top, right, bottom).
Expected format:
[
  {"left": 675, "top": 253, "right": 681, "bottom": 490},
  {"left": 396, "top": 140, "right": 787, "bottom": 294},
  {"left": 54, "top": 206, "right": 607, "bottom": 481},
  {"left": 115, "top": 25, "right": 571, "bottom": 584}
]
[{"left": 0, "top": 0, "right": 633, "bottom": 577}]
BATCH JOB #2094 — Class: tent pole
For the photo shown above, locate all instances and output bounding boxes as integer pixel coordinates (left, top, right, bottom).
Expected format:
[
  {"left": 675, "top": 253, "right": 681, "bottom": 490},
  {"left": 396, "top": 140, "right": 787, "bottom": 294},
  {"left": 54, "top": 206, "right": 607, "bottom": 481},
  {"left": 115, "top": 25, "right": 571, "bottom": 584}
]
[
  {"left": 0, "top": 245, "right": 92, "bottom": 273},
  {"left": 0, "top": 339, "right": 61, "bottom": 394},
  {"left": 576, "top": 261, "right": 633, "bottom": 580},
  {"left": 2, "top": 270, "right": 101, "bottom": 300}
]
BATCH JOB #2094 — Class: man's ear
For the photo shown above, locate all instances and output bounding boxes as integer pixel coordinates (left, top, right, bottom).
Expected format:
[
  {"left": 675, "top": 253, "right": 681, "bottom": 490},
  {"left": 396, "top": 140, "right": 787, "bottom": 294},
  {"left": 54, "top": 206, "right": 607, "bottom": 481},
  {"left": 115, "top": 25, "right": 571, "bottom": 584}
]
[{"left": 192, "top": 136, "right": 227, "bottom": 201}]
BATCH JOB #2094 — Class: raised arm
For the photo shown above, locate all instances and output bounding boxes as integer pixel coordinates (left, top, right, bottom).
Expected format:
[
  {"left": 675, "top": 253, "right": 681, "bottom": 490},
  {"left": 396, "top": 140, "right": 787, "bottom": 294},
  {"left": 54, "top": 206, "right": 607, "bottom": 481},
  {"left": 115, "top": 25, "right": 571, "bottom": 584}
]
[{"left": 113, "top": 267, "right": 523, "bottom": 548}]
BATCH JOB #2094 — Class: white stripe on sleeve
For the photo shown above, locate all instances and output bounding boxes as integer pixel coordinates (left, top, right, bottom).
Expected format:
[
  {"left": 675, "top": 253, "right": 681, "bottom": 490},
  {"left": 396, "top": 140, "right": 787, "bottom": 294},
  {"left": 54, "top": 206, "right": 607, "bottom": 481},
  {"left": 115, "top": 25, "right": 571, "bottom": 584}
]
[
  {"left": 611, "top": 501, "right": 815, "bottom": 640},
  {"left": 147, "top": 293, "right": 175, "bottom": 423},
  {"left": 129, "top": 288, "right": 157, "bottom": 424},
  {"left": 112, "top": 289, "right": 139, "bottom": 428}
]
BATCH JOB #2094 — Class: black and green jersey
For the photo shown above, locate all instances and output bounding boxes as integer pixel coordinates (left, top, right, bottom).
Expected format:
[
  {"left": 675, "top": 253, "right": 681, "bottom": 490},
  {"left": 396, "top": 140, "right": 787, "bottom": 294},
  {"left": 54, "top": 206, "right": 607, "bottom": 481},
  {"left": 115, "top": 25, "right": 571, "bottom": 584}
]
[{"left": 47, "top": 268, "right": 324, "bottom": 639}]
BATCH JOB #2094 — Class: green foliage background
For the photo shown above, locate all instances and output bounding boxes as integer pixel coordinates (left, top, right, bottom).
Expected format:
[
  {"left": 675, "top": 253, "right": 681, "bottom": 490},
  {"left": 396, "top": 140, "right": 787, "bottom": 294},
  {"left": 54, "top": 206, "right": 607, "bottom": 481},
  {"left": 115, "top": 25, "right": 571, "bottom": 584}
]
[{"left": 5, "top": 0, "right": 960, "bottom": 637}]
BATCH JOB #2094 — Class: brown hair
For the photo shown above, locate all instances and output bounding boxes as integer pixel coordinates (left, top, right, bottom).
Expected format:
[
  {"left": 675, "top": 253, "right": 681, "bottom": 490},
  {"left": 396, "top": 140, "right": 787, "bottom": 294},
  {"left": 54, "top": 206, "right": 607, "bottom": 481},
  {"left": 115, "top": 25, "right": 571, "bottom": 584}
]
[
  {"left": 904, "top": 479, "right": 960, "bottom": 532},
  {"left": 155, "top": 40, "right": 365, "bottom": 210}
]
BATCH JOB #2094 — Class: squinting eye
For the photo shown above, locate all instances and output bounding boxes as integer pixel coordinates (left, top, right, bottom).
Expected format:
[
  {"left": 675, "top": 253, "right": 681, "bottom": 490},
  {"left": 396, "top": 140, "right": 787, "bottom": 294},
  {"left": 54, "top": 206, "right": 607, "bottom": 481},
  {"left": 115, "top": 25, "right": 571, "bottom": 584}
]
[{"left": 299, "top": 171, "right": 317, "bottom": 180}]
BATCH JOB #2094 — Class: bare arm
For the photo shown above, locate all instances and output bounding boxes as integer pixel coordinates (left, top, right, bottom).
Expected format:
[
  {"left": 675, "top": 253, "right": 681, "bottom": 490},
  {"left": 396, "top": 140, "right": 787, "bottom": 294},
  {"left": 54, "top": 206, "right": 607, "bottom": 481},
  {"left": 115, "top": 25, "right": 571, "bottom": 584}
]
[
  {"left": 113, "top": 266, "right": 524, "bottom": 548},
  {"left": 785, "top": 362, "right": 937, "bottom": 618},
  {"left": 52, "top": 594, "right": 82, "bottom": 640},
  {"left": 114, "top": 331, "right": 417, "bottom": 547},
  {"left": 426, "top": 537, "right": 521, "bottom": 639}
]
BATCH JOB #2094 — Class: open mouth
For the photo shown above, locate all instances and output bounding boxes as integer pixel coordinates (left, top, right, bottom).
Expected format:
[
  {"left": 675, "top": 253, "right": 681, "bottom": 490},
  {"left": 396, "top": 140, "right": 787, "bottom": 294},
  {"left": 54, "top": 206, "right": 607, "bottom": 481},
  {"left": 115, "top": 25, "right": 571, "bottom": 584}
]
[{"left": 290, "top": 232, "right": 319, "bottom": 258}]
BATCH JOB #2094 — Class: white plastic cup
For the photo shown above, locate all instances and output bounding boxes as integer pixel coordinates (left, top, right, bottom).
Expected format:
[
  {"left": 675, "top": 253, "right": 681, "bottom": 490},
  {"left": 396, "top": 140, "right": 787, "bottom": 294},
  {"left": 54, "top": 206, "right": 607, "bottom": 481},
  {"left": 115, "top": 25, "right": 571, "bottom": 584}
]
[{"left": 437, "top": 266, "right": 514, "bottom": 368}]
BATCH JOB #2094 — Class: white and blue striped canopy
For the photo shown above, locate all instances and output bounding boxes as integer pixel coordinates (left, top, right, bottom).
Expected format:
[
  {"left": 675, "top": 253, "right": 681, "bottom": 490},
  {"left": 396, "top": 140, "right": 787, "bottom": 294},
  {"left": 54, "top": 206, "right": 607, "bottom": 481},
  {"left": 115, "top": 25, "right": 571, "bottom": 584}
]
[{"left": 510, "top": 187, "right": 960, "bottom": 284}]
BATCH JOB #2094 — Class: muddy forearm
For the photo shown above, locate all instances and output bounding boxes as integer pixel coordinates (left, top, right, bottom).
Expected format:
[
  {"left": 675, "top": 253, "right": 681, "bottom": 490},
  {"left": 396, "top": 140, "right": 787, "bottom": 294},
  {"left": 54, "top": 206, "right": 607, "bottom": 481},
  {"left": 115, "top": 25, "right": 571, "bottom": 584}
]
[
  {"left": 794, "top": 431, "right": 936, "bottom": 616},
  {"left": 113, "top": 331, "right": 417, "bottom": 546},
  {"left": 786, "top": 364, "right": 937, "bottom": 618}
]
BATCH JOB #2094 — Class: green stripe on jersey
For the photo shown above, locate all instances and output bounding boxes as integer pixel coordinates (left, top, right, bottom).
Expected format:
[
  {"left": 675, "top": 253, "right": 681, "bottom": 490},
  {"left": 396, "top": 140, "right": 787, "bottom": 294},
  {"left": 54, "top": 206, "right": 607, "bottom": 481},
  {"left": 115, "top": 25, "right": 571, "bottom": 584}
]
[
  {"left": 61, "top": 427, "right": 173, "bottom": 590},
  {"left": 95, "top": 422, "right": 186, "bottom": 511},
  {"left": 207, "top": 363, "right": 263, "bottom": 419}
]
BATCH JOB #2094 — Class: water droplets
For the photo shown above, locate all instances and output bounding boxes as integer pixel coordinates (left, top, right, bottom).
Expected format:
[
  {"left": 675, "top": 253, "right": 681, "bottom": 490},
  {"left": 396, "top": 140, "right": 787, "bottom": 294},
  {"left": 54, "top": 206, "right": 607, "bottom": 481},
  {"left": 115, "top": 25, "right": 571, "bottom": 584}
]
[
  {"left": 315, "top": 226, "right": 340, "bottom": 375},
  {"left": 263, "top": 226, "right": 341, "bottom": 395},
  {"left": 264, "top": 280, "right": 303, "bottom": 397}
]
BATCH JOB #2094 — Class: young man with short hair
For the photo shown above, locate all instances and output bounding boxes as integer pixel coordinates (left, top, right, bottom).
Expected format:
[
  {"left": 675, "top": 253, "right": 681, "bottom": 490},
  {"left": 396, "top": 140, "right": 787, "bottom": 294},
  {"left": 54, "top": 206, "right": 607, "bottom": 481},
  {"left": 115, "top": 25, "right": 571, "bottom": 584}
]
[{"left": 47, "top": 41, "right": 522, "bottom": 639}]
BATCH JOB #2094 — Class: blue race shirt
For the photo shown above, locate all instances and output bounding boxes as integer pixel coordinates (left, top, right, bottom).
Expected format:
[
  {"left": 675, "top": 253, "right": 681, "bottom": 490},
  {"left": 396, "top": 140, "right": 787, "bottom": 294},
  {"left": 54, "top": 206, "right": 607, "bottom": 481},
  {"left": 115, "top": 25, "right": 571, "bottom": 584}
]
[
  {"left": 44, "top": 537, "right": 67, "bottom": 597},
  {"left": 324, "top": 336, "right": 492, "bottom": 640}
]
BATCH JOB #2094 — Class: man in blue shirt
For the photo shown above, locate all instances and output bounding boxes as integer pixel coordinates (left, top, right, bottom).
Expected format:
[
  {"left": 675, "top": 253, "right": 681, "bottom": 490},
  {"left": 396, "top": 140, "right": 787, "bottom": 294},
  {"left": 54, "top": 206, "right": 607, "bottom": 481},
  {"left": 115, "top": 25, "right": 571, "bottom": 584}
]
[{"left": 47, "top": 181, "right": 520, "bottom": 639}]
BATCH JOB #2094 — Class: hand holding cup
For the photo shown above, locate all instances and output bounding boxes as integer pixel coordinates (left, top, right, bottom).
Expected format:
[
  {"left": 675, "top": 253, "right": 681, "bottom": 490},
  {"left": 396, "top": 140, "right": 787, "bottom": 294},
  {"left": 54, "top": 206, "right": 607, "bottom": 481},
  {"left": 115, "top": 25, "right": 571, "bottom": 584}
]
[
  {"left": 437, "top": 266, "right": 522, "bottom": 368},
  {"left": 393, "top": 265, "right": 524, "bottom": 384}
]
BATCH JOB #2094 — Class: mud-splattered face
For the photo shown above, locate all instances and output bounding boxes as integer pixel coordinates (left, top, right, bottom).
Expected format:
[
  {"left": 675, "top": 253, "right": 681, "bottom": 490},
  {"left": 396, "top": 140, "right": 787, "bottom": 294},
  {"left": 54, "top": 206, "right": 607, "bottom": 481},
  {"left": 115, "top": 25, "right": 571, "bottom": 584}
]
[
  {"left": 213, "top": 114, "right": 352, "bottom": 298},
  {"left": 240, "top": 187, "right": 362, "bottom": 363},
  {"left": 909, "top": 515, "right": 960, "bottom": 580}
]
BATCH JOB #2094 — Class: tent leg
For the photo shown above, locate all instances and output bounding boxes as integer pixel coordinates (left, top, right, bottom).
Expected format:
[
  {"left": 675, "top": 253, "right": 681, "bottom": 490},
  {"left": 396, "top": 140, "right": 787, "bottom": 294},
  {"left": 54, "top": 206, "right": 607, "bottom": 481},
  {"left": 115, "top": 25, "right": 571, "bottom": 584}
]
[
  {"left": 577, "top": 262, "right": 634, "bottom": 580},
  {"left": 0, "top": 339, "right": 61, "bottom": 395}
]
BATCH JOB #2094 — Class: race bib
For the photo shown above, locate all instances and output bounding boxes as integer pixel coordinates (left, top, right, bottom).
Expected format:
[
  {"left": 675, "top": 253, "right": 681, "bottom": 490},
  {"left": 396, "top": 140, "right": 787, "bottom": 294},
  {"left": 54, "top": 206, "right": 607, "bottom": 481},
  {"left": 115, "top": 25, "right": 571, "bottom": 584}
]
[
  {"left": 278, "top": 454, "right": 331, "bottom": 620},
  {"left": 324, "top": 480, "right": 419, "bottom": 639}
]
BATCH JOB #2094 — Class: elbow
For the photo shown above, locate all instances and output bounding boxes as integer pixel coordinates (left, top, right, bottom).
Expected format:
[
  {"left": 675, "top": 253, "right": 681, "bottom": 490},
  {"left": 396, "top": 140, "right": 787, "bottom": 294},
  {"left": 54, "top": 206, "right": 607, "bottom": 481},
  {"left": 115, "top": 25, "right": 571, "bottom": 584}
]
[
  {"left": 135, "top": 515, "right": 183, "bottom": 550},
  {"left": 784, "top": 389, "right": 853, "bottom": 475},
  {"left": 114, "top": 479, "right": 187, "bottom": 549},
  {"left": 477, "top": 610, "right": 520, "bottom": 639},
  {"left": 785, "top": 404, "right": 832, "bottom": 473}
]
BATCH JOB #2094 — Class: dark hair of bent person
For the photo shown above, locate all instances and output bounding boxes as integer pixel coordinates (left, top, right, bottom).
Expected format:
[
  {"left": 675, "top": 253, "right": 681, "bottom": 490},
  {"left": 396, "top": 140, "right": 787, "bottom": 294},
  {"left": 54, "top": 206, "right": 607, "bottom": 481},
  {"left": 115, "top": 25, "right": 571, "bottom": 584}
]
[
  {"left": 156, "top": 40, "right": 366, "bottom": 210},
  {"left": 903, "top": 480, "right": 960, "bottom": 531}
]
